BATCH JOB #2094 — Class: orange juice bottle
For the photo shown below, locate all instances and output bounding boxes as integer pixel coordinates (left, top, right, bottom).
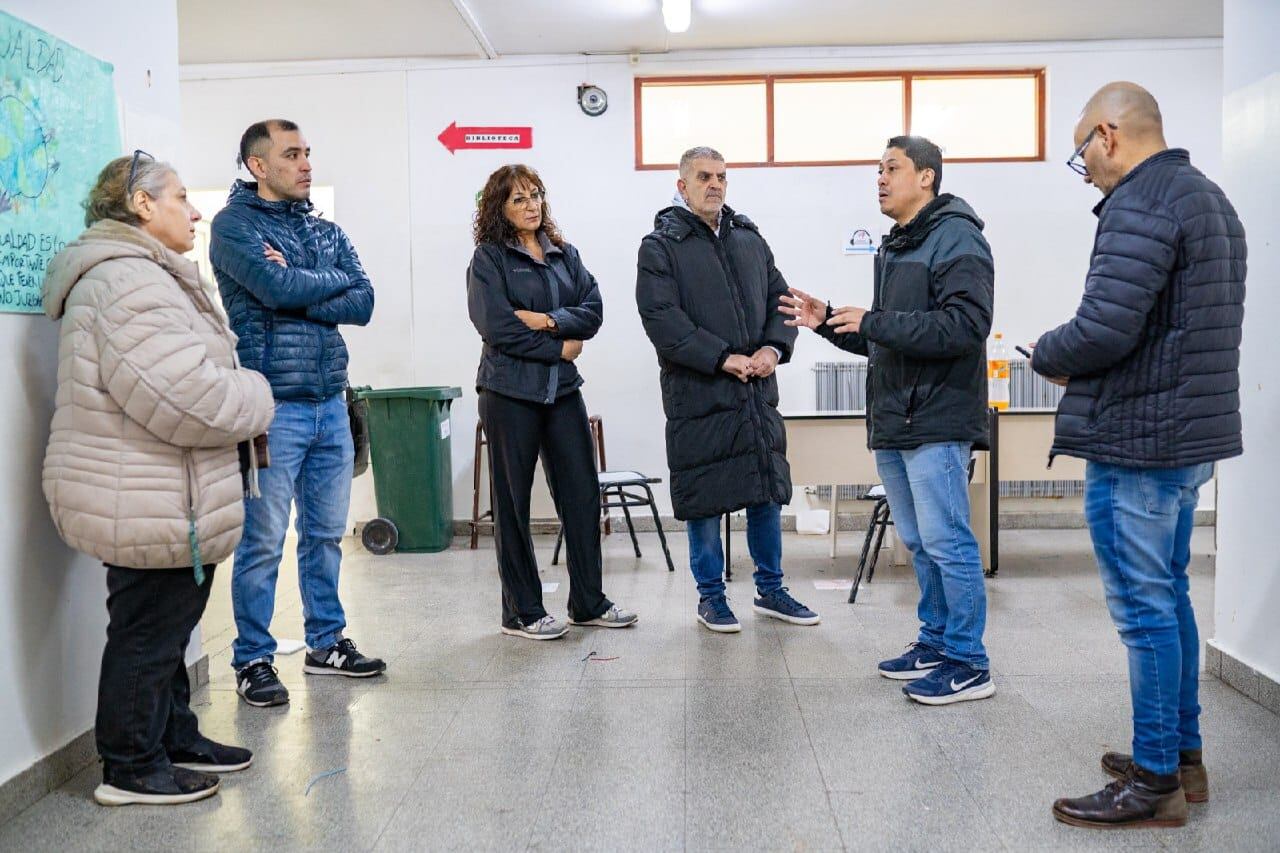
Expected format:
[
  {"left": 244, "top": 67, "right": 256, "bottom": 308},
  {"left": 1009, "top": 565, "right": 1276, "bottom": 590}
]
[{"left": 988, "top": 333, "right": 1010, "bottom": 410}]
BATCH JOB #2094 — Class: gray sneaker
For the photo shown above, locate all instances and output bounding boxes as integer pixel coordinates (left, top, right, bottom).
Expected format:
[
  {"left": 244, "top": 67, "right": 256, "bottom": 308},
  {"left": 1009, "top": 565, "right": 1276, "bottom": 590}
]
[
  {"left": 570, "top": 605, "right": 638, "bottom": 628},
  {"left": 500, "top": 615, "right": 569, "bottom": 640}
]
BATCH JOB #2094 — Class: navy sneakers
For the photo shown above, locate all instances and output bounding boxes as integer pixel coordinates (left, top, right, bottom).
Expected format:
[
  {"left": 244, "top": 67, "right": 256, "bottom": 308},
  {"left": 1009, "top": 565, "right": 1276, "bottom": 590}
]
[
  {"left": 902, "top": 659, "right": 995, "bottom": 705},
  {"left": 878, "top": 642, "right": 947, "bottom": 680},
  {"left": 697, "top": 596, "right": 741, "bottom": 633},
  {"left": 752, "top": 587, "right": 820, "bottom": 625},
  {"left": 236, "top": 660, "right": 289, "bottom": 707}
]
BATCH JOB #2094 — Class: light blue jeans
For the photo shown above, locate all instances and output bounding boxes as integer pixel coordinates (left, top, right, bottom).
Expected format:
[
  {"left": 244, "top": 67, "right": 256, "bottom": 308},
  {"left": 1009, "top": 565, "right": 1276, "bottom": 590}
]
[
  {"left": 1085, "top": 461, "right": 1214, "bottom": 775},
  {"left": 231, "top": 394, "right": 352, "bottom": 668},
  {"left": 686, "top": 503, "right": 784, "bottom": 601},
  {"left": 875, "top": 442, "right": 989, "bottom": 670}
]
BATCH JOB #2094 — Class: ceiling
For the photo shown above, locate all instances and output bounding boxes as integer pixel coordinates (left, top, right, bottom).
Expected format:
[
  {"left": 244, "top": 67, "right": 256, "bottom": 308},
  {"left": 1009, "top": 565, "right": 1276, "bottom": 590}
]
[{"left": 177, "top": 0, "right": 1223, "bottom": 65}]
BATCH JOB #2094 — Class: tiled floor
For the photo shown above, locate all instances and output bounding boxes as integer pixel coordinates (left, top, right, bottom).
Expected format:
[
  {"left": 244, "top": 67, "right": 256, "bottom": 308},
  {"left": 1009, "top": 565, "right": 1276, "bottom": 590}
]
[{"left": 3, "top": 527, "right": 1277, "bottom": 852}]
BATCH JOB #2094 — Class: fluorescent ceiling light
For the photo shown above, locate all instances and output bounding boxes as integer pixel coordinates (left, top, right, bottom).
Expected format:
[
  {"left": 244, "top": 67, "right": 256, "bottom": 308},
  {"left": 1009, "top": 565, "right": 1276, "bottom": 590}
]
[{"left": 662, "top": 0, "right": 691, "bottom": 33}]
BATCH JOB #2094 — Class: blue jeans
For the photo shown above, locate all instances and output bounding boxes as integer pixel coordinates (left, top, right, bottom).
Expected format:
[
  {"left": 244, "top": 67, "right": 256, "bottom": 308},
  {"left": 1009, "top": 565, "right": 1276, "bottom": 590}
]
[
  {"left": 1085, "top": 461, "right": 1214, "bottom": 776},
  {"left": 686, "top": 503, "right": 784, "bottom": 601},
  {"left": 231, "top": 393, "right": 352, "bottom": 668},
  {"left": 876, "top": 442, "right": 989, "bottom": 670}
]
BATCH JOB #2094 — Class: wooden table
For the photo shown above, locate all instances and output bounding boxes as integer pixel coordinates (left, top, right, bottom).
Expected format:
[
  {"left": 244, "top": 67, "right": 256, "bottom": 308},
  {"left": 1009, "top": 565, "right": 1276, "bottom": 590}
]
[{"left": 783, "top": 409, "right": 1082, "bottom": 575}]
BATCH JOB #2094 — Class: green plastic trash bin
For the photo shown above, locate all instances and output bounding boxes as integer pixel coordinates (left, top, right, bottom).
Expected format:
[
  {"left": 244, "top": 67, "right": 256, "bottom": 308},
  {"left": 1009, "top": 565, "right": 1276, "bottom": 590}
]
[{"left": 355, "top": 386, "right": 462, "bottom": 553}]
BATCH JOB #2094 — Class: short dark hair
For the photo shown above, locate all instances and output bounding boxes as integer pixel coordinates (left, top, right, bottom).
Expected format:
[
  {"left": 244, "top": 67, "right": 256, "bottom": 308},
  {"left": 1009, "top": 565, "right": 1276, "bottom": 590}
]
[
  {"left": 886, "top": 135, "right": 943, "bottom": 195},
  {"left": 237, "top": 119, "right": 299, "bottom": 169}
]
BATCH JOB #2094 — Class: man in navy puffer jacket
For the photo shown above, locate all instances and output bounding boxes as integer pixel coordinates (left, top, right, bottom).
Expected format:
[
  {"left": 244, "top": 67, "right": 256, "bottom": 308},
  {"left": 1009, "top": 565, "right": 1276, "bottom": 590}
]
[
  {"left": 211, "top": 120, "right": 385, "bottom": 708},
  {"left": 1038, "top": 84, "right": 1246, "bottom": 831}
]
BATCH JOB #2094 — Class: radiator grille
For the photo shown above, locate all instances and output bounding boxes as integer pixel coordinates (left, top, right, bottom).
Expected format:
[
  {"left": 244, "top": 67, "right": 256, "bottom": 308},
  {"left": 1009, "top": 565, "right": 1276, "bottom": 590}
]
[{"left": 811, "top": 359, "right": 1081, "bottom": 499}]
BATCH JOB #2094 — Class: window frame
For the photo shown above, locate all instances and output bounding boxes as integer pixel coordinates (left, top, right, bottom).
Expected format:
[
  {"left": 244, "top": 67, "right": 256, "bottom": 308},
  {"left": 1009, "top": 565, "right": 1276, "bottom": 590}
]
[{"left": 633, "top": 68, "right": 1047, "bottom": 170}]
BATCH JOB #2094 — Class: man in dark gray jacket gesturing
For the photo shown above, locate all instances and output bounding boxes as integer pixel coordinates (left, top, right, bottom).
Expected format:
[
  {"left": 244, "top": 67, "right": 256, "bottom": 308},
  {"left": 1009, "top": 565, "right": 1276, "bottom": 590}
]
[
  {"left": 637, "top": 146, "right": 818, "bottom": 634},
  {"left": 781, "top": 136, "right": 995, "bottom": 706},
  {"left": 1039, "top": 83, "right": 1245, "bottom": 831}
]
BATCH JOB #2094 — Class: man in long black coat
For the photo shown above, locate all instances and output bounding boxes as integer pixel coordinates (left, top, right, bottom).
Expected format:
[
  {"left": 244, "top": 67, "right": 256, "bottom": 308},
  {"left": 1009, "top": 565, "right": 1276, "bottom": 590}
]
[{"left": 636, "top": 146, "right": 819, "bottom": 634}]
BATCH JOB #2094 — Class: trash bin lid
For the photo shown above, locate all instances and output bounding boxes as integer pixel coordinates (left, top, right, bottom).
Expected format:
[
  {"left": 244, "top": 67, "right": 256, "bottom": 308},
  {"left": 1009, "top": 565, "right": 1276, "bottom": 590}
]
[{"left": 355, "top": 386, "right": 462, "bottom": 402}]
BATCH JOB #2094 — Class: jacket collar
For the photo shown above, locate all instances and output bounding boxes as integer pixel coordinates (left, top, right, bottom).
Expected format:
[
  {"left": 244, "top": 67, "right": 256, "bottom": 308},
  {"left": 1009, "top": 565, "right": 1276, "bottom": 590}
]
[
  {"left": 42, "top": 220, "right": 213, "bottom": 320},
  {"left": 505, "top": 230, "right": 563, "bottom": 263},
  {"left": 653, "top": 203, "right": 742, "bottom": 241},
  {"left": 1092, "top": 148, "right": 1190, "bottom": 217},
  {"left": 226, "top": 178, "right": 316, "bottom": 216},
  {"left": 882, "top": 193, "right": 983, "bottom": 251}
]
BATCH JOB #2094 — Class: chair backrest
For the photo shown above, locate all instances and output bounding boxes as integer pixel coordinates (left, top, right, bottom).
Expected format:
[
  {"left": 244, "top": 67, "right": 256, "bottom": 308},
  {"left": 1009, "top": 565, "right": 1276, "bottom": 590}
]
[{"left": 588, "top": 415, "right": 607, "bottom": 473}]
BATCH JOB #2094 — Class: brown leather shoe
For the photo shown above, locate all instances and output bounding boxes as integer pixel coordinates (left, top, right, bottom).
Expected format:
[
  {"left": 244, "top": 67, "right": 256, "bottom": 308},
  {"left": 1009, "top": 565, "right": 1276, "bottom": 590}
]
[
  {"left": 1052, "top": 764, "right": 1188, "bottom": 829},
  {"left": 1101, "top": 749, "right": 1208, "bottom": 803}
]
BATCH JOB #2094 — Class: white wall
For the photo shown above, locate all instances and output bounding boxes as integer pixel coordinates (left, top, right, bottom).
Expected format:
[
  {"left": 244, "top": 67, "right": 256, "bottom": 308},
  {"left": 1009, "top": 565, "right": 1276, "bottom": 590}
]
[
  {"left": 1212, "top": 0, "right": 1280, "bottom": 682},
  {"left": 181, "top": 39, "right": 1223, "bottom": 524},
  {"left": 0, "top": 1, "right": 182, "bottom": 786}
]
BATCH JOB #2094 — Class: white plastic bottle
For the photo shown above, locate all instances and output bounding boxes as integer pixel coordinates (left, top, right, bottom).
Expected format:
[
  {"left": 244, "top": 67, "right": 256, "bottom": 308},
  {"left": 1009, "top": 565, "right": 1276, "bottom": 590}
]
[{"left": 988, "top": 333, "right": 1010, "bottom": 411}]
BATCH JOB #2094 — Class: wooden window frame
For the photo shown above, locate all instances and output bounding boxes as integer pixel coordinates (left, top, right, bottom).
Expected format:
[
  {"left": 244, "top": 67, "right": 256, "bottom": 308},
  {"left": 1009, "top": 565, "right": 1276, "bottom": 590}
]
[{"left": 633, "top": 68, "right": 1046, "bottom": 170}]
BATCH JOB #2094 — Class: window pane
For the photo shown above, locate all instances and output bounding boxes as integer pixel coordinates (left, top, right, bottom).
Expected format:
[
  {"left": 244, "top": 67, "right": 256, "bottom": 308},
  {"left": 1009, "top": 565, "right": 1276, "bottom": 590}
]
[
  {"left": 910, "top": 75, "right": 1039, "bottom": 159},
  {"left": 639, "top": 81, "right": 767, "bottom": 165},
  {"left": 774, "top": 78, "right": 904, "bottom": 162}
]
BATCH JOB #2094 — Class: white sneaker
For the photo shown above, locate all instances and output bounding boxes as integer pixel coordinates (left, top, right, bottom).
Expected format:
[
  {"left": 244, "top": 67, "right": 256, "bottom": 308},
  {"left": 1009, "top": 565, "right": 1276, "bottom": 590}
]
[
  {"left": 570, "top": 605, "right": 638, "bottom": 628},
  {"left": 500, "top": 615, "right": 569, "bottom": 640}
]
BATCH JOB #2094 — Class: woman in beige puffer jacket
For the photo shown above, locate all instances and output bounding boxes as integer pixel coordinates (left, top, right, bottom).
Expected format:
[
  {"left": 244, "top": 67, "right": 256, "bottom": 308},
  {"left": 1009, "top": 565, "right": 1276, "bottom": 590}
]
[{"left": 42, "top": 153, "right": 274, "bottom": 807}]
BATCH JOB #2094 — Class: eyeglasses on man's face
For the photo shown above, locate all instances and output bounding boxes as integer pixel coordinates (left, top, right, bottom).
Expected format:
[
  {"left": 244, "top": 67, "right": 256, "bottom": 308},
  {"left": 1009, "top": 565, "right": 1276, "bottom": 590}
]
[{"left": 1067, "top": 123, "right": 1116, "bottom": 176}]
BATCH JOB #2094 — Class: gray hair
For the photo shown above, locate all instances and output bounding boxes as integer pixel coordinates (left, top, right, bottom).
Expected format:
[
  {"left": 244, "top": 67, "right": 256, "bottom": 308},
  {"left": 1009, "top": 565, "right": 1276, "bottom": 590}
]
[
  {"left": 83, "top": 155, "right": 178, "bottom": 227},
  {"left": 679, "top": 146, "right": 725, "bottom": 178}
]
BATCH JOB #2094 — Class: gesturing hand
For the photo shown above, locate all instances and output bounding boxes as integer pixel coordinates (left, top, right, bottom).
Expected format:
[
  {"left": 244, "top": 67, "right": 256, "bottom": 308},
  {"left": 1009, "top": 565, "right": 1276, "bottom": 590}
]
[
  {"left": 749, "top": 347, "right": 779, "bottom": 379},
  {"left": 263, "top": 243, "right": 287, "bottom": 268},
  {"left": 778, "top": 287, "right": 826, "bottom": 330},
  {"left": 721, "top": 353, "right": 755, "bottom": 383},
  {"left": 515, "top": 310, "right": 553, "bottom": 331},
  {"left": 827, "top": 305, "right": 868, "bottom": 334},
  {"left": 561, "top": 339, "right": 583, "bottom": 361}
]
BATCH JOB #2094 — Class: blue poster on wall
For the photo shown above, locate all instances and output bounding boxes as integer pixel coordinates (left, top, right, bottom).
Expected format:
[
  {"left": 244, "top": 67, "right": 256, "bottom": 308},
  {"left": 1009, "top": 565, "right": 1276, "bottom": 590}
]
[{"left": 0, "top": 10, "right": 120, "bottom": 314}]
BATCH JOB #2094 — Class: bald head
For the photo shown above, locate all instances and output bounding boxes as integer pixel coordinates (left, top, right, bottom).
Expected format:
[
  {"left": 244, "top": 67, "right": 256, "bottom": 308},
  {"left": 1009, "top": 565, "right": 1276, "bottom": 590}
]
[
  {"left": 1078, "top": 82, "right": 1166, "bottom": 145},
  {"left": 1071, "top": 82, "right": 1168, "bottom": 195}
]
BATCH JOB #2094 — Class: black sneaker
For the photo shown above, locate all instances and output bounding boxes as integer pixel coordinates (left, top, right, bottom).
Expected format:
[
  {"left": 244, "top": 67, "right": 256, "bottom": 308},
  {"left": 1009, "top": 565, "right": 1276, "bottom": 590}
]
[
  {"left": 94, "top": 764, "right": 219, "bottom": 807},
  {"left": 303, "top": 638, "right": 386, "bottom": 678},
  {"left": 236, "top": 660, "right": 289, "bottom": 707},
  {"left": 169, "top": 736, "right": 253, "bottom": 773}
]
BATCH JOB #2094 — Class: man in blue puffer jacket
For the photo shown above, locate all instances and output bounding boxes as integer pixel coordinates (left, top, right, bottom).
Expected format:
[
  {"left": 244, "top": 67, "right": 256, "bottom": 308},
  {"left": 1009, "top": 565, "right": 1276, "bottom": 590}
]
[
  {"left": 1036, "top": 84, "right": 1246, "bottom": 831},
  {"left": 211, "top": 119, "right": 385, "bottom": 708}
]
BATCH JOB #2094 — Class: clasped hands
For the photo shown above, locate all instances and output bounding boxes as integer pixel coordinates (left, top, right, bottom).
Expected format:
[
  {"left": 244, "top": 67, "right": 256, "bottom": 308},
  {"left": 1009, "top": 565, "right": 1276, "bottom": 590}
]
[
  {"left": 513, "top": 309, "right": 582, "bottom": 362},
  {"left": 721, "top": 347, "right": 779, "bottom": 383}
]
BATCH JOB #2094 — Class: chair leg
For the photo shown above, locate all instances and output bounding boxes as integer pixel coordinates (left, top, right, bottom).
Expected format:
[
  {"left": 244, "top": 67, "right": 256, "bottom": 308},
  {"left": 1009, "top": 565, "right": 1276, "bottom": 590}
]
[
  {"left": 849, "top": 501, "right": 881, "bottom": 604},
  {"left": 724, "top": 513, "right": 732, "bottom": 582},
  {"left": 552, "top": 525, "right": 564, "bottom": 566},
  {"left": 618, "top": 488, "right": 642, "bottom": 558},
  {"left": 471, "top": 422, "right": 484, "bottom": 549},
  {"left": 589, "top": 415, "right": 612, "bottom": 536},
  {"left": 641, "top": 484, "right": 675, "bottom": 572},
  {"left": 829, "top": 486, "right": 839, "bottom": 558},
  {"left": 866, "top": 501, "right": 891, "bottom": 584}
]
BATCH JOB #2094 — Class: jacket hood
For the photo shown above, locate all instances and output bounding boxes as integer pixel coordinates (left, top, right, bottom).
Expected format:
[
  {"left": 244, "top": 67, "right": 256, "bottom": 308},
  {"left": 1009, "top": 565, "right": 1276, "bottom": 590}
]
[
  {"left": 225, "top": 178, "right": 315, "bottom": 216},
  {"left": 883, "top": 193, "right": 984, "bottom": 251},
  {"left": 42, "top": 220, "right": 204, "bottom": 321},
  {"left": 651, "top": 203, "right": 747, "bottom": 241}
]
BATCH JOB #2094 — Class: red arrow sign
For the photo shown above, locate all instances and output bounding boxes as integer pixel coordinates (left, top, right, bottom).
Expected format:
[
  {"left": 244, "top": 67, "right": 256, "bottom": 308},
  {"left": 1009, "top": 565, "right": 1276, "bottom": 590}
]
[{"left": 437, "top": 121, "right": 533, "bottom": 154}]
